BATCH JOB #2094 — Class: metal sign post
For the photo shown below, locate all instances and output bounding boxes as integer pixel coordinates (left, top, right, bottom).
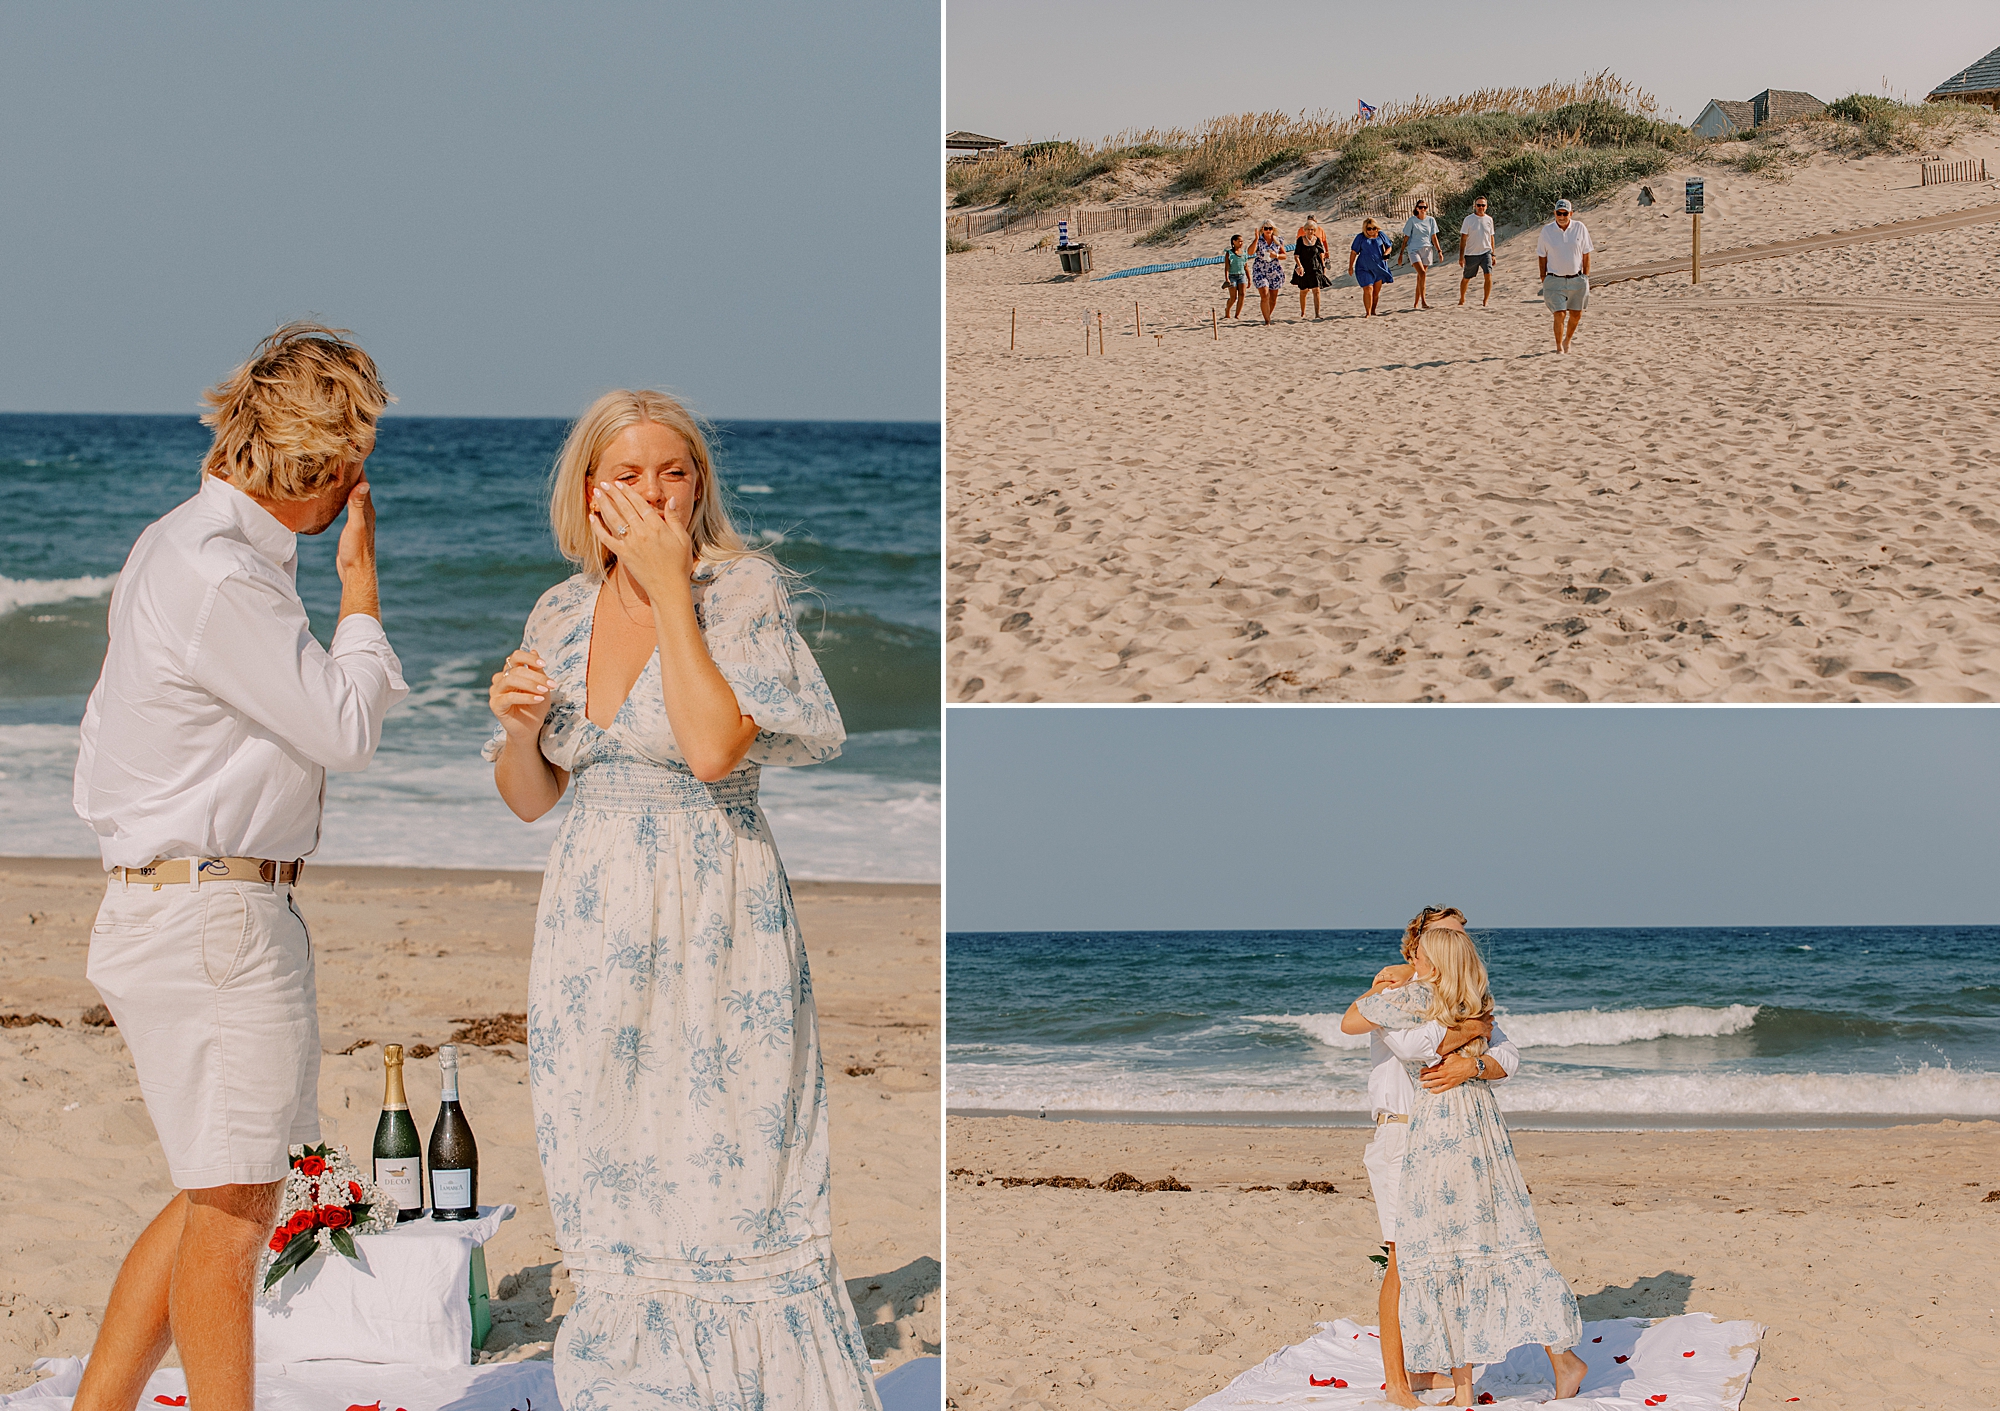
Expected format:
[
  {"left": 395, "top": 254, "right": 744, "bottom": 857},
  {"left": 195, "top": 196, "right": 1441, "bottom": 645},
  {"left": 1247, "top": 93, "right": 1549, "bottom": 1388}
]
[{"left": 1685, "top": 179, "right": 1705, "bottom": 285}]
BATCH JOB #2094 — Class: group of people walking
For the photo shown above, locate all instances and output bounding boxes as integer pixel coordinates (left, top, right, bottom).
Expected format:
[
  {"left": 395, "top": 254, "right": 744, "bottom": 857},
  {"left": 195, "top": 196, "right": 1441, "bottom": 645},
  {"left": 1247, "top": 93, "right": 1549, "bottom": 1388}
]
[
  {"left": 69, "top": 323, "right": 880, "bottom": 1411},
  {"left": 1339, "top": 905, "right": 1589, "bottom": 1406},
  {"left": 1218, "top": 197, "right": 1596, "bottom": 352}
]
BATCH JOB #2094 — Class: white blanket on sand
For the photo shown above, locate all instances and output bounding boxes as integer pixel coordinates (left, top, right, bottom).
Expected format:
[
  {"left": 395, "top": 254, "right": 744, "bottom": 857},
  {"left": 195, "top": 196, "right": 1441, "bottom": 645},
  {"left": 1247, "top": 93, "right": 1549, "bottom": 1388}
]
[
  {"left": 1187, "top": 1313, "right": 1764, "bottom": 1411},
  {"left": 2, "top": 1355, "right": 945, "bottom": 1411}
]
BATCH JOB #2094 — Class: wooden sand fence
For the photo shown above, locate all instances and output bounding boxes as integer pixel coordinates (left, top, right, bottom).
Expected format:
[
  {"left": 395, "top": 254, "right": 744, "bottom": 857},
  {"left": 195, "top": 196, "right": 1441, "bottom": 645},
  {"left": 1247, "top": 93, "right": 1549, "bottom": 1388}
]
[
  {"left": 1921, "top": 157, "right": 1989, "bottom": 186},
  {"left": 948, "top": 203, "right": 1204, "bottom": 242}
]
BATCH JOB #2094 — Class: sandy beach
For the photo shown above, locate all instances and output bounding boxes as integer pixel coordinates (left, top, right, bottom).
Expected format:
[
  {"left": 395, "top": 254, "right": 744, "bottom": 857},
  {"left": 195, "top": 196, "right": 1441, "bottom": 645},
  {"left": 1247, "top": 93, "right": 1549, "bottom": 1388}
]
[
  {"left": 946, "top": 137, "right": 2000, "bottom": 702},
  {"left": 0, "top": 859, "right": 939, "bottom": 1390},
  {"left": 944, "top": 1115, "right": 2000, "bottom": 1410}
]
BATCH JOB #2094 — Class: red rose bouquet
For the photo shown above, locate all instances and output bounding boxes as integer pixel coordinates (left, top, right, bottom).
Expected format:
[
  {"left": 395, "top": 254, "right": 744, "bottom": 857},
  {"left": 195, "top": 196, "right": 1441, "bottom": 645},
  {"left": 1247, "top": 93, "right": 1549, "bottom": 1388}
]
[{"left": 259, "top": 1142, "right": 400, "bottom": 1292}]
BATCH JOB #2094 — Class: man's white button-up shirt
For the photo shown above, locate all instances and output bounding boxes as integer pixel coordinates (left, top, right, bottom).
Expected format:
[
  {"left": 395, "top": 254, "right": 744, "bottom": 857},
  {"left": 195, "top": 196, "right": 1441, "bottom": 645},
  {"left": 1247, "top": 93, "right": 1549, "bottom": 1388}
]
[
  {"left": 74, "top": 474, "right": 408, "bottom": 868},
  {"left": 1369, "top": 1017, "right": 1520, "bottom": 1119}
]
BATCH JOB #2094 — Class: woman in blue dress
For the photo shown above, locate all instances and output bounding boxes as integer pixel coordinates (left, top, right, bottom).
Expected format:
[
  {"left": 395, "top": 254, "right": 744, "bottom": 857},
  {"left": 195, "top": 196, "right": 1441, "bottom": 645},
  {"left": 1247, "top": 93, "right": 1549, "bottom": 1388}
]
[
  {"left": 486, "top": 390, "right": 879, "bottom": 1411},
  {"left": 1349, "top": 218, "right": 1395, "bottom": 317},
  {"left": 1249, "top": 220, "right": 1289, "bottom": 325},
  {"left": 1358, "top": 925, "right": 1587, "bottom": 1407}
]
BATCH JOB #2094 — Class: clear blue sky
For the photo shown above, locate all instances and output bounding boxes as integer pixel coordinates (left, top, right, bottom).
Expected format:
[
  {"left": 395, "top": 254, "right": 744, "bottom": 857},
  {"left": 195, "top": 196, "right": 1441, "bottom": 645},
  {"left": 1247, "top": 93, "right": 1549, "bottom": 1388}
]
[
  {"left": 947, "top": 0, "right": 1997, "bottom": 139},
  {"left": 946, "top": 708, "right": 2000, "bottom": 931},
  {"left": 1, "top": 2, "right": 939, "bottom": 421}
]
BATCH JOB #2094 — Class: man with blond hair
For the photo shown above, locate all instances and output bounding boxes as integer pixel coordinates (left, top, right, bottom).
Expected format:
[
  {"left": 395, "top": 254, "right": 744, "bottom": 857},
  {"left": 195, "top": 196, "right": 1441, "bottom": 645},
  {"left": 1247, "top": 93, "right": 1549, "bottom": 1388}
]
[{"left": 72, "top": 323, "right": 406, "bottom": 1411}]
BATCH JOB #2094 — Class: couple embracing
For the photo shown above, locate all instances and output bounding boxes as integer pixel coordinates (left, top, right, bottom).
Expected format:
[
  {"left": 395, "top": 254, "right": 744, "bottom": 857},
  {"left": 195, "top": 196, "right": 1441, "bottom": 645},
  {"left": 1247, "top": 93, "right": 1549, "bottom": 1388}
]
[
  {"left": 1340, "top": 906, "right": 1588, "bottom": 1408},
  {"left": 71, "top": 323, "right": 880, "bottom": 1411}
]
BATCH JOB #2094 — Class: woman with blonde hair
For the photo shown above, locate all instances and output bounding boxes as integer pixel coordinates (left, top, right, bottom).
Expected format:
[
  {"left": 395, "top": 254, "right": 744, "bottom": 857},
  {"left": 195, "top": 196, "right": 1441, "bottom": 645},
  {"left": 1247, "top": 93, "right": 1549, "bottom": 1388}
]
[
  {"left": 484, "top": 390, "right": 876, "bottom": 1410},
  {"left": 1359, "top": 926, "right": 1586, "bottom": 1406}
]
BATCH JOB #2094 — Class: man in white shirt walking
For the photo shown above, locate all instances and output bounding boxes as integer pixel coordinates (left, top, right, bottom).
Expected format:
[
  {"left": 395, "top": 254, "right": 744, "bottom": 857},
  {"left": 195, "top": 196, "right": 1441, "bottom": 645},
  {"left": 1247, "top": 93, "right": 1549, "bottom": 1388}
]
[
  {"left": 1458, "top": 196, "right": 1497, "bottom": 307},
  {"left": 71, "top": 323, "right": 406, "bottom": 1411},
  {"left": 1341, "top": 907, "right": 1522, "bottom": 1409},
  {"left": 1536, "top": 198, "right": 1594, "bottom": 353}
]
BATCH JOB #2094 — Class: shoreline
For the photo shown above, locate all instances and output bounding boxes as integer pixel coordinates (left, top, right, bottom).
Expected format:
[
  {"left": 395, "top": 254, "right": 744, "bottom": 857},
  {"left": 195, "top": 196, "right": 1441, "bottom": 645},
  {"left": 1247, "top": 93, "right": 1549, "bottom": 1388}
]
[
  {"left": 0, "top": 855, "right": 939, "bottom": 896},
  {"left": 945, "top": 1106, "right": 1992, "bottom": 1130}
]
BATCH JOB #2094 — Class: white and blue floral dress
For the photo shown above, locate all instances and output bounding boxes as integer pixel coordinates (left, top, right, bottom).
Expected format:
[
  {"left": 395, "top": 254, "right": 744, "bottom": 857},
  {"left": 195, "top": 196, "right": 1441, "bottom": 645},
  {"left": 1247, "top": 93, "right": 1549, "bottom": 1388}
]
[
  {"left": 1358, "top": 982, "right": 1581, "bottom": 1374},
  {"left": 486, "top": 557, "right": 880, "bottom": 1411}
]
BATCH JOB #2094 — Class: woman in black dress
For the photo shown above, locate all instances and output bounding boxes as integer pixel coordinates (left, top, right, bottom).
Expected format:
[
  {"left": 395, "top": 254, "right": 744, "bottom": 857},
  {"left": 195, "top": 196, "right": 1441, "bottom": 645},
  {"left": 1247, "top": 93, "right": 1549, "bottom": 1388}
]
[{"left": 1291, "top": 215, "right": 1333, "bottom": 319}]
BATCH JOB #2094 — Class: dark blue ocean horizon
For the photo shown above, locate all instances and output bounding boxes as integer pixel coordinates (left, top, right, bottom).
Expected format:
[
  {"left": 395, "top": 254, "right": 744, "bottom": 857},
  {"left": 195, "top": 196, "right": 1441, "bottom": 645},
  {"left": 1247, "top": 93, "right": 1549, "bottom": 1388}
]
[{"left": 947, "top": 926, "right": 2000, "bottom": 1124}]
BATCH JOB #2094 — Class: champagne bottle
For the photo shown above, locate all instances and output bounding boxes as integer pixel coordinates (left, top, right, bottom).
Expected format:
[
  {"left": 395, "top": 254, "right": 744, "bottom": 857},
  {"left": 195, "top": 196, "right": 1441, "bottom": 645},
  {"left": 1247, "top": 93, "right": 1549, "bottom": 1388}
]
[
  {"left": 428, "top": 1044, "right": 479, "bottom": 1221},
  {"left": 372, "top": 1044, "right": 425, "bottom": 1222}
]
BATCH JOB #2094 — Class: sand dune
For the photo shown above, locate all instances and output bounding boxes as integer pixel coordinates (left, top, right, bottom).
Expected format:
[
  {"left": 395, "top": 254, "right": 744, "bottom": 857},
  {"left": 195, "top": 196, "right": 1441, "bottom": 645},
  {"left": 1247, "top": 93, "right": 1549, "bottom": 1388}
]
[
  {"left": 945, "top": 1116, "right": 2000, "bottom": 1411},
  {"left": 0, "top": 861, "right": 940, "bottom": 1388},
  {"left": 947, "top": 143, "right": 2000, "bottom": 701}
]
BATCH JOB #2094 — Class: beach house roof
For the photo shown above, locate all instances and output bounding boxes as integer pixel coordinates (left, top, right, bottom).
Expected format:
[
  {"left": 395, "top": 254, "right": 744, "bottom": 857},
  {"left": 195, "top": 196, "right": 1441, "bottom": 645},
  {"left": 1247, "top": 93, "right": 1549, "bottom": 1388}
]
[
  {"left": 946, "top": 130, "right": 1008, "bottom": 150},
  {"left": 1692, "top": 99, "right": 1756, "bottom": 139},
  {"left": 1751, "top": 89, "right": 1825, "bottom": 126},
  {"left": 1929, "top": 42, "right": 2000, "bottom": 107}
]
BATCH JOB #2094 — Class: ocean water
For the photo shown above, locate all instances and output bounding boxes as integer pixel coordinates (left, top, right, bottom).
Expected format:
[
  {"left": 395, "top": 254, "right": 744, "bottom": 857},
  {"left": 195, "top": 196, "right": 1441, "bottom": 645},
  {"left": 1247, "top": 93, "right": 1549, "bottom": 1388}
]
[
  {"left": 0, "top": 414, "right": 938, "bottom": 881},
  {"left": 947, "top": 927, "right": 2000, "bottom": 1126}
]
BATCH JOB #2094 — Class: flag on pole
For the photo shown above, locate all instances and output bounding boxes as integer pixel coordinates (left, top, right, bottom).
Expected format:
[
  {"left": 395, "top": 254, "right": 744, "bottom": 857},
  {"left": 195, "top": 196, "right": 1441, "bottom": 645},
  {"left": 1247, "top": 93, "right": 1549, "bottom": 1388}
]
[{"left": 1357, "top": 99, "right": 1376, "bottom": 121}]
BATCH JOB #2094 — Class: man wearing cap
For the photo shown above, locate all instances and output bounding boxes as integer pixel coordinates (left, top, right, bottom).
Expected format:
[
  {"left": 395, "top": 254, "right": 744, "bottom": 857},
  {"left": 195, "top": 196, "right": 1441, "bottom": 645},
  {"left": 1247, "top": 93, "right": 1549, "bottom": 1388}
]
[
  {"left": 70, "top": 322, "right": 406, "bottom": 1411},
  {"left": 1537, "top": 199, "right": 1594, "bottom": 352},
  {"left": 1458, "top": 196, "right": 1496, "bottom": 307}
]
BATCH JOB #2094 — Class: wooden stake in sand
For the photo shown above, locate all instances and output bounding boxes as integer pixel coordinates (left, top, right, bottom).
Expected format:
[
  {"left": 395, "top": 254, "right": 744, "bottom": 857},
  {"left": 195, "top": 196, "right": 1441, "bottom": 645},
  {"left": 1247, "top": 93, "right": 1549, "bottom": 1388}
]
[
  {"left": 1097, "top": 311, "right": 1104, "bottom": 355},
  {"left": 1134, "top": 302, "right": 1141, "bottom": 340},
  {"left": 1212, "top": 307, "right": 1218, "bottom": 340},
  {"left": 1011, "top": 307, "right": 1016, "bottom": 351},
  {"left": 1686, "top": 179, "right": 1705, "bottom": 286}
]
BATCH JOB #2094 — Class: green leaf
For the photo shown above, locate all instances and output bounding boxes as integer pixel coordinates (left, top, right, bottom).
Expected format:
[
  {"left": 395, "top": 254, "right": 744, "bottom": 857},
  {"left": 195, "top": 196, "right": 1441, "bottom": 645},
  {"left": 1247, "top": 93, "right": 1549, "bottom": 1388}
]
[
  {"left": 262, "top": 1233, "right": 318, "bottom": 1290},
  {"left": 330, "top": 1226, "right": 358, "bottom": 1259}
]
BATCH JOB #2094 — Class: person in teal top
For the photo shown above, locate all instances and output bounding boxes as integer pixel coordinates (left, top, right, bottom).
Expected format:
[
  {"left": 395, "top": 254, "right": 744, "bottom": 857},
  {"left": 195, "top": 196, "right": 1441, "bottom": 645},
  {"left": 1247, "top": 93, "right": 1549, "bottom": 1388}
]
[
  {"left": 1349, "top": 218, "right": 1394, "bottom": 317},
  {"left": 1222, "top": 233, "right": 1248, "bottom": 321}
]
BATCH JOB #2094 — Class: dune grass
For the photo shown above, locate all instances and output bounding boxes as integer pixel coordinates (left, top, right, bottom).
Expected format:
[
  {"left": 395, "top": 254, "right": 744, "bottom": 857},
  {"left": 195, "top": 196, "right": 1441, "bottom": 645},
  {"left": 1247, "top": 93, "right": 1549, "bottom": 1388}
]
[{"left": 946, "top": 71, "right": 1669, "bottom": 213}]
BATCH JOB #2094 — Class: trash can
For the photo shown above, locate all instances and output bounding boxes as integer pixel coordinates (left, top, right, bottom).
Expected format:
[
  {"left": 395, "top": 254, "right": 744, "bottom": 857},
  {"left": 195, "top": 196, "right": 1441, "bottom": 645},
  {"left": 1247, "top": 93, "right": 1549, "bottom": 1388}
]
[{"left": 1058, "top": 244, "right": 1091, "bottom": 276}]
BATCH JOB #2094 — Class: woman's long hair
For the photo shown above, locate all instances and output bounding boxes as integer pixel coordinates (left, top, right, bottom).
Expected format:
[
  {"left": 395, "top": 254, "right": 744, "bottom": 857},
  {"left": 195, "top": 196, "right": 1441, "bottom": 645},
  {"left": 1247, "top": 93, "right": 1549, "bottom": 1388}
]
[
  {"left": 1417, "top": 927, "right": 1493, "bottom": 1055},
  {"left": 1400, "top": 905, "right": 1465, "bottom": 961},
  {"left": 547, "top": 389, "right": 766, "bottom": 582}
]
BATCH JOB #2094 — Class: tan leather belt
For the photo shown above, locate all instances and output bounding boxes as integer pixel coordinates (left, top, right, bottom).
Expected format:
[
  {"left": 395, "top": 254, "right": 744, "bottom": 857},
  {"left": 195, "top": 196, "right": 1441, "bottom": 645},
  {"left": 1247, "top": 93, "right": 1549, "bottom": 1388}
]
[
  {"left": 113, "top": 857, "right": 304, "bottom": 887},
  {"left": 1376, "top": 1113, "right": 1410, "bottom": 1125}
]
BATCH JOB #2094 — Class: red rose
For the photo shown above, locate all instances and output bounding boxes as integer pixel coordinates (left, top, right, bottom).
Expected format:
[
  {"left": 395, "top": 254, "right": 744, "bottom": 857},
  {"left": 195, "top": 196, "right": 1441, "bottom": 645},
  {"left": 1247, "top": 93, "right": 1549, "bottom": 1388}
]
[
  {"left": 321, "top": 1206, "right": 353, "bottom": 1229},
  {"left": 284, "top": 1213, "right": 311, "bottom": 1236},
  {"left": 348, "top": 1180, "right": 364, "bottom": 1202},
  {"left": 297, "top": 1155, "right": 327, "bottom": 1177},
  {"left": 268, "top": 1233, "right": 287, "bottom": 1252}
]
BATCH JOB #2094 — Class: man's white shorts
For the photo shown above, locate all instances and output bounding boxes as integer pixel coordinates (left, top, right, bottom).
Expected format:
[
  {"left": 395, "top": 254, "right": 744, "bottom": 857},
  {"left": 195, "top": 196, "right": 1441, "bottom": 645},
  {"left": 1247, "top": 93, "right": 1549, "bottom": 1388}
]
[
  {"left": 86, "top": 877, "right": 321, "bottom": 1188},
  {"left": 1362, "top": 1120, "right": 1409, "bottom": 1243}
]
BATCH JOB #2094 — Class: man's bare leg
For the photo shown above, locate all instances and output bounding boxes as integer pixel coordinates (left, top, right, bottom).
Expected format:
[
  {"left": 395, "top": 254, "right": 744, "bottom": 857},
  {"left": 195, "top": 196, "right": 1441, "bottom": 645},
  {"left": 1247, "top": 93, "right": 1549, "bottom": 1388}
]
[
  {"left": 1547, "top": 1346, "right": 1588, "bottom": 1399},
  {"left": 1562, "top": 311, "right": 1583, "bottom": 352},
  {"left": 72, "top": 1195, "right": 188, "bottom": 1411},
  {"left": 1378, "top": 1245, "right": 1447, "bottom": 1407},
  {"left": 1482, "top": 269, "right": 1492, "bottom": 305},
  {"left": 173, "top": 1183, "right": 282, "bottom": 1411},
  {"left": 1552, "top": 310, "right": 1566, "bottom": 351},
  {"left": 1458, "top": 274, "right": 1471, "bottom": 306}
]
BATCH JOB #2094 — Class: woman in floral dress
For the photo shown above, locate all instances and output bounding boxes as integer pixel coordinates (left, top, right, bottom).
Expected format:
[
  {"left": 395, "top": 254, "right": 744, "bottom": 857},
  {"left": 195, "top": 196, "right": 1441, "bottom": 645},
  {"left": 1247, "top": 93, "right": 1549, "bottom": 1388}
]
[
  {"left": 486, "top": 390, "right": 879, "bottom": 1411},
  {"left": 1249, "top": 220, "right": 1289, "bottom": 324},
  {"left": 1358, "top": 926, "right": 1587, "bottom": 1406}
]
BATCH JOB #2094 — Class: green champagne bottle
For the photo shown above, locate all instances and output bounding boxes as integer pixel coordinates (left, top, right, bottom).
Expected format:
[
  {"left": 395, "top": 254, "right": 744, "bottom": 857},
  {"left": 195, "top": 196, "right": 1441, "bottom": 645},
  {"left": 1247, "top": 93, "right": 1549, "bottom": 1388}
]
[
  {"left": 372, "top": 1044, "right": 425, "bottom": 1222},
  {"left": 428, "top": 1044, "right": 479, "bottom": 1221}
]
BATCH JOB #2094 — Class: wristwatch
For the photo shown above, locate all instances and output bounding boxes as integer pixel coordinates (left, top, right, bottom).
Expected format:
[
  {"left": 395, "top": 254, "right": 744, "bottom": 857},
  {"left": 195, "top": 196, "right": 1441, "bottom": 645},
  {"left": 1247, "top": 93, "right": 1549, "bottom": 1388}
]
[{"left": 1474, "top": 1056, "right": 1487, "bottom": 1079}]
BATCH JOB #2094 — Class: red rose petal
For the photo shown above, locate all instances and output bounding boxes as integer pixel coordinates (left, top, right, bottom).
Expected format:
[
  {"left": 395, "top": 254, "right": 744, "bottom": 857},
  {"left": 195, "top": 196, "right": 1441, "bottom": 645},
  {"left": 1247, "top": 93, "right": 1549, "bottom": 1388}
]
[
  {"left": 1592, "top": 1336, "right": 1602, "bottom": 1343},
  {"left": 1615, "top": 1355, "right": 1629, "bottom": 1363},
  {"left": 1683, "top": 1351, "right": 1695, "bottom": 1358},
  {"left": 153, "top": 1399, "right": 187, "bottom": 1407},
  {"left": 1309, "top": 1375, "right": 1335, "bottom": 1387},
  {"left": 1333, "top": 1380, "right": 1347, "bottom": 1389}
]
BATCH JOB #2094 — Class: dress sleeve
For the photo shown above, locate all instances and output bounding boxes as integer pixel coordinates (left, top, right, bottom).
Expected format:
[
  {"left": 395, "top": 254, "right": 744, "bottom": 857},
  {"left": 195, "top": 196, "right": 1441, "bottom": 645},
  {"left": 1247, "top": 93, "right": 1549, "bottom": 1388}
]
[
  {"left": 701, "top": 557, "right": 845, "bottom": 767},
  {"left": 1356, "top": 983, "right": 1429, "bottom": 1030}
]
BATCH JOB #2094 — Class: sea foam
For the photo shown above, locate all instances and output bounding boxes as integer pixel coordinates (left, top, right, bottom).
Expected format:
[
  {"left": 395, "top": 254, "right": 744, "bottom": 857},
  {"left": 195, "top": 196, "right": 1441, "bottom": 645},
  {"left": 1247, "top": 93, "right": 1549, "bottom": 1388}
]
[
  {"left": 0, "top": 574, "right": 117, "bottom": 616},
  {"left": 1251, "top": 1003, "right": 1761, "bottom": 1051}
]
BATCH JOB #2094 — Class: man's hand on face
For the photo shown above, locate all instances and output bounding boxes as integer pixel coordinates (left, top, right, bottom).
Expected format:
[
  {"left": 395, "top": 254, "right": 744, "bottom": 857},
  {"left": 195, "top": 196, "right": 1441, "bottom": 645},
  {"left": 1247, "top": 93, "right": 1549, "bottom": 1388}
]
[
  {"left": 335, "top": 480, "right": 376, "bottom": 586},
  {"left": 1419, "top": 1051, "right": 1481, "bottom": 1093},
  {"left": 1373, "top": 962, "right": 1417, "bottom": 990}
]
